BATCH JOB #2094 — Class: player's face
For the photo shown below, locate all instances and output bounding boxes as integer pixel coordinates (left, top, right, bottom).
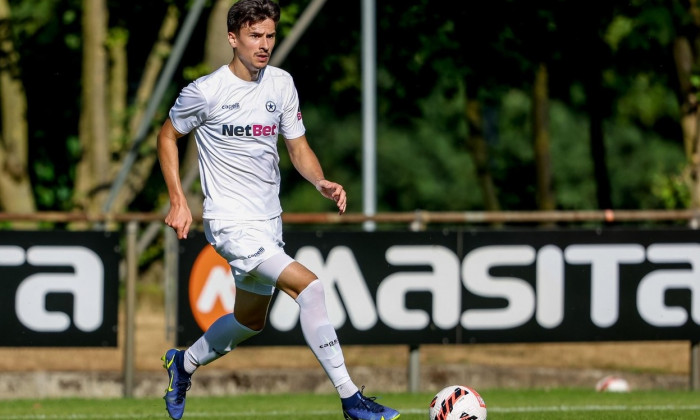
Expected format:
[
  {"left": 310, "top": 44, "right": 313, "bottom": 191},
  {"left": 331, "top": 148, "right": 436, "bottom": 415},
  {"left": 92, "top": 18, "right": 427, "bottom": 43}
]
[{"left": 229, "top": 19, "right": 276, "bottom": 74}]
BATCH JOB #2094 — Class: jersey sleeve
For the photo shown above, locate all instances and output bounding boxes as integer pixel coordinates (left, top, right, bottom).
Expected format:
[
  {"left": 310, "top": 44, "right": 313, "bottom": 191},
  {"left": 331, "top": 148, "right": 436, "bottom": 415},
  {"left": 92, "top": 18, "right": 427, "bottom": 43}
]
[
  {"left": 278, "top": 82, "right": 306, "bottom": 140},
  {"left": 168, "top": 82, "right": 210, "bottom": 135}
]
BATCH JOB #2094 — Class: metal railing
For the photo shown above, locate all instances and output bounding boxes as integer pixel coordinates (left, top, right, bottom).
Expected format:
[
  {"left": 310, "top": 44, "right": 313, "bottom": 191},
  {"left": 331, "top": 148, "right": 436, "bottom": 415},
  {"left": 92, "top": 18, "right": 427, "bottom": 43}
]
[{"left": 1, "top": 208, "right": 699, "bottom": 225}]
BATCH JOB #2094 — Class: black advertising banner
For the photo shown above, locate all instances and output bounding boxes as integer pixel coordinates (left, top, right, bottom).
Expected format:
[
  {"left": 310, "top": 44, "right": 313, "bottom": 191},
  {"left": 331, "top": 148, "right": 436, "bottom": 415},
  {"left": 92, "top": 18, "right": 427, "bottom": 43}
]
[
  {"left": 0, "top": 231, "right": 120, "bottom": 346},
  {"left": 176, "top": 228, "right": 700, "bottom": 347}
]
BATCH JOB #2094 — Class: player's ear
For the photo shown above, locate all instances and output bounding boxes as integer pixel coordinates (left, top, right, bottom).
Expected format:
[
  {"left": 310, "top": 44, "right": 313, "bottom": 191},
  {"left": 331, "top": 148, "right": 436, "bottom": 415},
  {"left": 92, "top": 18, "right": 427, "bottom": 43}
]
[{"left": 228, "top": 32, "right": 237, "bottom": 48}]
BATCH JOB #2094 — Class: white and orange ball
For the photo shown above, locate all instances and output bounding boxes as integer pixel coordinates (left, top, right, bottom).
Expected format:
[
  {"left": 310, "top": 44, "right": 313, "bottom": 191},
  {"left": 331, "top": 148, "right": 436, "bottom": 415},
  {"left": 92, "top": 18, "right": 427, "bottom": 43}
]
[{"left": 429, "top": 384, "right": 487, "bottom": 420}]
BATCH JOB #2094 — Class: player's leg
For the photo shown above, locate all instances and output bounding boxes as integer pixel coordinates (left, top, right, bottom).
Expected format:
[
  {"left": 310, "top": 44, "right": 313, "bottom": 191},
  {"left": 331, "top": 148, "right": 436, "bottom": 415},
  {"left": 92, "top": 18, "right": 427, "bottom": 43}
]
[
  {"left": 275, "top": 261, "right": 400, "bottom": 420},
  {"left": 163, "top": 219, "right": 274, "bottom": 419},
  {"left": 162, "top": 286, "right": 270, "bottom": 420},
  {"left": 184, "top": 289, "right": 271, "bottom": 369},
  {"left": 178, "top": 267, "right": 275, "bottom": 373}
]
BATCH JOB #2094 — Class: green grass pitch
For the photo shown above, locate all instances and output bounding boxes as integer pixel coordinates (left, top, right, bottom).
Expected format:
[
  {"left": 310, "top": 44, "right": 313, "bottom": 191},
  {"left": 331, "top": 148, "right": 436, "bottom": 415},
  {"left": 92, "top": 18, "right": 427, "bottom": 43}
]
[{"left": 0, "top": 389, "right": 699, "bottom": 419}]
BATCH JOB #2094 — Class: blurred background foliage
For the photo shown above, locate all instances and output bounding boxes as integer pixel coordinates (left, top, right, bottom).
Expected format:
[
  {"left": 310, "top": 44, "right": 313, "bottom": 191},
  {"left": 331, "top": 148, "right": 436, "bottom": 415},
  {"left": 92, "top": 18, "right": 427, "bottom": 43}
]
[{"left": 0, "top": 0, "right": 697, "bottom": 216}]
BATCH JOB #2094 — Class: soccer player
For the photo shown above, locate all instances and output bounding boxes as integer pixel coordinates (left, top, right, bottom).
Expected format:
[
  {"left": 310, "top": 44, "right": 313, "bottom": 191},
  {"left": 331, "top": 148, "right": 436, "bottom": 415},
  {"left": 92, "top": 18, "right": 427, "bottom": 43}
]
[{"left": 156, "top": 1, "right": 400, "bottom": 419}]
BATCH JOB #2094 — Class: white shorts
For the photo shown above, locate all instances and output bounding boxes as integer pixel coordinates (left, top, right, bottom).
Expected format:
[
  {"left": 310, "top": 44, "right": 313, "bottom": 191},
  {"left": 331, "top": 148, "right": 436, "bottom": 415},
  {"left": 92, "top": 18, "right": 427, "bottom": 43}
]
[{"left": 203, "top": 217, "right": 294, "bottom": 295}]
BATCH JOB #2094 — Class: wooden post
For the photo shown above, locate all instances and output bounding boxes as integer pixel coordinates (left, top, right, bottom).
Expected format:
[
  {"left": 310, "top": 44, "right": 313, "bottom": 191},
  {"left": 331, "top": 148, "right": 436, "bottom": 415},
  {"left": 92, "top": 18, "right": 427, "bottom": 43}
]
[
  {"left": 408, "top": 344, "right": 420, "bottom": 393},
  {"left": 691, "top": 341, "right": 700, "bottom": 390},
  {"left": 164, "top": 227, "right": 179, "bottom": 343},
  {"left": 123, "top": 221, "right": 138, "bottom": 398}
]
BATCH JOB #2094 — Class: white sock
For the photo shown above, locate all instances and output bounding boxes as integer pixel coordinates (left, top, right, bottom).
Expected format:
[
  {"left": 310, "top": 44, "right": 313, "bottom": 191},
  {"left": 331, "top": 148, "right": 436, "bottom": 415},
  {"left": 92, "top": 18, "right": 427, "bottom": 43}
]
[
  {"left": 337, "top": 380, "right": 360, "bottom": 399},
  {"left": 296, "top": 279, "right": 359, "bottom": 398},
  {"left": 183, "top": 313, "right": 260, "bottom": 374}
]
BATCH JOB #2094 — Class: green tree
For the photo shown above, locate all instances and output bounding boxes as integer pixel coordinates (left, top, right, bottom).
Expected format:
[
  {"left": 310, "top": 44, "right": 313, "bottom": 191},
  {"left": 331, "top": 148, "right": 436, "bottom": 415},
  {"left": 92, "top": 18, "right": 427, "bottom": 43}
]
[
  {"left": 0, "top": 0, "right": 694, "bottom": 218},
  {"left": 0, "top": 0, "right": 34, "bottom": 214},
  {"left": 0, "top": 0, "right": 184, "bottom": 218}
]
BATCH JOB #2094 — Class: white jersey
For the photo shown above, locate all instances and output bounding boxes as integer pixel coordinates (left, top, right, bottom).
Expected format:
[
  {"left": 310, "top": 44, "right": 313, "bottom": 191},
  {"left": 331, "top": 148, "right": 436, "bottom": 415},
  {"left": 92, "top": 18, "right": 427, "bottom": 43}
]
[{"left": 169, "top": 64, "right": 306, "bottom": 220}]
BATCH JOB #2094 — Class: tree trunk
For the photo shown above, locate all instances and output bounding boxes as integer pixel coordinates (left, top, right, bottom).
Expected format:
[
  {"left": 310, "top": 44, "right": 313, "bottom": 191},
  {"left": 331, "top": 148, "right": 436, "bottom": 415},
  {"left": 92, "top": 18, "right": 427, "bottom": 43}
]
[
  {"left": 672, "top": 34, "right": 700, "bottom": 212},
  {"left": 175, "top": 0, "right": 234, "bottom": 219},
  {"left": 108, "top": 4, "right": 180, "bottom": 213},
  {"left": 533, "top": 62, "right": 555, "bottom": 211},
  {"left": 128, "top": 4, "right": 179, "bottom": 138},
  {"left": 74, "top": 0, "right": 109, "bottom": 214},
  {"left": 108, "top": 27, "right": 128, "bottom": 154},
  {"left": 0, "top": 0, "right": 35, "bottom": 214},
  {"left": 587, "top": 69, "right": 612, "bottom": 210},
  {"left": 205, "top": 0, "right": 232, "bottom": 71},
  {"left": 465, "top": 98, "right": 500, "bottom": 211}
]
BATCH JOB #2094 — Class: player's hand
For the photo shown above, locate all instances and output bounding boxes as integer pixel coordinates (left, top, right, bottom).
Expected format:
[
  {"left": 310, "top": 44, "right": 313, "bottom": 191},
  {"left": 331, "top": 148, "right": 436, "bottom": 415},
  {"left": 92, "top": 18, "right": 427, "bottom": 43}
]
[
  {"left": 316, "top": 179, "right": 347, "bottom": 215},
  {"left": 164, "top": 202, "right": 193, "bottom": 239}
]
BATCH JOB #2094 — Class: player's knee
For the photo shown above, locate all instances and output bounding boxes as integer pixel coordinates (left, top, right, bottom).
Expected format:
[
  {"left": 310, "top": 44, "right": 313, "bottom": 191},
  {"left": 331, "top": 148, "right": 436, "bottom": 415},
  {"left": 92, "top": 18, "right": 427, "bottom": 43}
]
[
  {"left": 235, "top": 312, "right": 267, "bottom": 332},
  {"left": 296, "top": 279, "right": 324, "bottom": 306}
]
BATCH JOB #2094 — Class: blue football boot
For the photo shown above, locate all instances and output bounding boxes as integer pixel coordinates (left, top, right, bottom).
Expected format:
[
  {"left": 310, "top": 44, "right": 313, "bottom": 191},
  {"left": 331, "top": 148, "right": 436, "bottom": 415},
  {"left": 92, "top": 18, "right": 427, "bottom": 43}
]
[
  {"left": 342, "top": 386, "right": 400, "bottom": 420},
  {"left": 161, "top": 348, "right": 191, "bottom": 420}
]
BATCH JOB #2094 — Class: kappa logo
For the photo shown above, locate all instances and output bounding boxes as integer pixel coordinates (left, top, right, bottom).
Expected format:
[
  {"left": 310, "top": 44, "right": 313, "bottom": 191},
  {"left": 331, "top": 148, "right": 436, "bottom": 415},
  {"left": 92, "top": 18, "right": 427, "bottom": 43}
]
[
  {"left": 247, "top": 247, "right": 265, "bottom": 259},
  {"left": 319, "top": 338, "right": 339, "bottom": 349},
  {"left": 222, "top": 103, "right": 240, "bottom": 111}
]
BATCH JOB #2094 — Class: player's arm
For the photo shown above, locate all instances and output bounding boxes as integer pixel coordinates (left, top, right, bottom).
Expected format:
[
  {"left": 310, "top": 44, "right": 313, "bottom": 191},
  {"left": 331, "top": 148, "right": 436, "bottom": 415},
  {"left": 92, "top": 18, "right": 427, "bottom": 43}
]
[
  {"left": 157, "top": 118, "right": 192, "bottom": 239},
  {"left": 284, "top": 135, "right": 347, "bottom": 215}
]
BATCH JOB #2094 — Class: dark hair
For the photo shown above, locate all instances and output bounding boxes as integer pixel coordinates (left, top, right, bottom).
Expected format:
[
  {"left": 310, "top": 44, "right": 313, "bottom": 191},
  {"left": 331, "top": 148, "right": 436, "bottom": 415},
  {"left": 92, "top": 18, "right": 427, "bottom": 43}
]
[{"left": 227, "top": 0, "right": 281, "bottom": 34}]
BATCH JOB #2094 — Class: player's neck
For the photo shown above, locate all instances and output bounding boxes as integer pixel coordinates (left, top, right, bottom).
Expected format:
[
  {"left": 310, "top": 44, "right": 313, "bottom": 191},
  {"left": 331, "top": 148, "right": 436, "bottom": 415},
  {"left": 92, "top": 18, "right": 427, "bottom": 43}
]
[{"left": 228, "top": 60, "right": 262, "bottom": 82}]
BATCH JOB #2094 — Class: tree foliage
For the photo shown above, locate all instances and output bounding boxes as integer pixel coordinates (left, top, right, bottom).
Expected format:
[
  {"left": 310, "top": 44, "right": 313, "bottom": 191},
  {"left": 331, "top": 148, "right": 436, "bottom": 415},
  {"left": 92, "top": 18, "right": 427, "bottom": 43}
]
[{"left": 0, "top": 0, "right": 695, "bottom": 217}]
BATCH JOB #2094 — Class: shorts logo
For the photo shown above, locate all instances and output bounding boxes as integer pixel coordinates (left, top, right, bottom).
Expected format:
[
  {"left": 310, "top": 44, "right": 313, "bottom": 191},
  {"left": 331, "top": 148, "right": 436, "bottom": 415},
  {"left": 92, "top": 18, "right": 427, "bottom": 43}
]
[
  {"left": 266, "top": 101, "right": 276, "bottom": 112},
  {"left": 247, "top": 247, "right": 265, "bottom": 259}
]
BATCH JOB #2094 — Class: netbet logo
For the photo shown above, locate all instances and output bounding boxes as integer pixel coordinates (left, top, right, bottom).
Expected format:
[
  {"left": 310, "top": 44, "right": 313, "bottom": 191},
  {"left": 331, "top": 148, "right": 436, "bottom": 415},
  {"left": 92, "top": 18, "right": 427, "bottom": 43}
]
[
  {"left": 221, "top": 123, "right": 277, "bottom": 137},
  {"left": 0, "top": 245, "right": 104, "bottom": 332}
]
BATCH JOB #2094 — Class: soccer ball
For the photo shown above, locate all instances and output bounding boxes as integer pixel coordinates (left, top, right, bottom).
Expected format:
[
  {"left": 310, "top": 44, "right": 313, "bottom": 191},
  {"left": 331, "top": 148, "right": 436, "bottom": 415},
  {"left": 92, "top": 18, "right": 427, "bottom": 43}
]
[
  {"left": 595, "top": 375, "right": 630, "bottom": 393},
  {"left": 429, "top": 384, "right": 487, "bottom": 420}
]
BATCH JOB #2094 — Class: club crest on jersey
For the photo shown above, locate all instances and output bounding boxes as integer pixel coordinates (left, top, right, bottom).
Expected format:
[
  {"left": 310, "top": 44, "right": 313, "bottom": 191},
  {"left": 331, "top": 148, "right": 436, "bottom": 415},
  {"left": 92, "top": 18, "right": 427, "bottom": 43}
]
[{"left": 266, "top": 101, "right": 276, "bottom": 112}]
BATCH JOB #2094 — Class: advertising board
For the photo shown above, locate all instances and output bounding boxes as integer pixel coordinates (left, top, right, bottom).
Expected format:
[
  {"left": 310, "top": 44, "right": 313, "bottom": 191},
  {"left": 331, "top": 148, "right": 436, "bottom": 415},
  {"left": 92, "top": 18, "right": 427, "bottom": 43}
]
[{"left": 176, "top": 228, "right": 700, "bottom": 346}]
